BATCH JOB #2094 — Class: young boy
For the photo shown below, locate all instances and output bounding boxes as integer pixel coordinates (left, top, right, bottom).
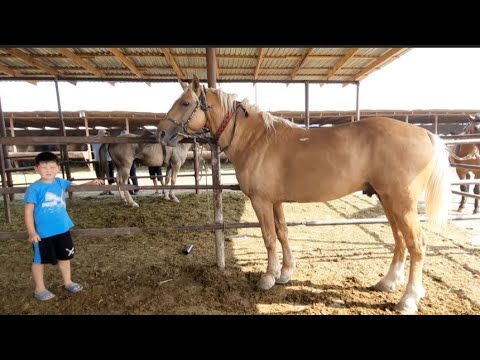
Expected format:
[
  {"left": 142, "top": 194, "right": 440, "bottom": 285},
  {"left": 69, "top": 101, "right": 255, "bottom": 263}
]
[{"left": 24, "top": 151, "right": 104, "bottom": 301}]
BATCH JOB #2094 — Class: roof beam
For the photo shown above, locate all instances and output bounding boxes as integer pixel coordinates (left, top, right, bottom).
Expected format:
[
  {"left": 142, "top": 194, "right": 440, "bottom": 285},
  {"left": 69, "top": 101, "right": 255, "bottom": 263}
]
[
  {"left": 8, "top": 48, "right": 62, "bottom": 78},
  {"left": 326, "top": 48, "right": 358, "bottom": 80},
  {"left": 0, "top": 63, "right": 37, "bottom": 85},
  {"left": 55, "top": 48, "right": 107, "bottom": 79},
  {"left": 290, "top": 48, "right": 314, "bottom": 80},
  {"left": 254, "top": 48, "right": 266, "bottom": 80},
  {"left": 352, "top": 48, "right": 407, "bottom": 81},
  {"left": 0, "top": 63, "right": 17, "bottom": 77},
  {"left": 161, "top": 48, "right": 185, "bottom": 79},
  {"left": 108, "top": 48, "right": 145, "bottom": 79}
]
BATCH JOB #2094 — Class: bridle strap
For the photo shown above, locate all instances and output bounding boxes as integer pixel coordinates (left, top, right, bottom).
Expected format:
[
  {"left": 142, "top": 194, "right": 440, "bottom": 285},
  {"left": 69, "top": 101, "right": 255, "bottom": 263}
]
[{"left": 165, "top": 85, "right": 211, "bottom": 135}]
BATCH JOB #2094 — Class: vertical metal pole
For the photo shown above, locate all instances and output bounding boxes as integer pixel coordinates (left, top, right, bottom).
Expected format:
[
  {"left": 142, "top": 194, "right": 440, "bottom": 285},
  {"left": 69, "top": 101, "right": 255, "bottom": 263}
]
[
  {"left": 434, "top": 115, "right": 438, "bottom": 134},
  {"left": 0, "top": 97, "right": 14, "bottom": 201},
  {"left": 0, "top": 97, "right": 12, "bottom": 221},
  {"left": 193, "top": 138, "right": 199, "bottom": 195},
  {"left": 54, "top": 80, "right": 72, "bottom": 189},
  {"left": 405, "top": 115, "right": 409, "bottom": 123},
  {"left": 304, "top": 82, "right": 310, "bottom": 128},
  {"left": 206, "top": 47, "right": 224, "bottom": 268},
  {"left": 355, "top": 81, "right": 361, "bottom": 121},
  {"left": 83, "top": 114, "right": 93, "bottom": 172},
  {"left": 0, "top": 145, "right": 11, "bottom": 223}
]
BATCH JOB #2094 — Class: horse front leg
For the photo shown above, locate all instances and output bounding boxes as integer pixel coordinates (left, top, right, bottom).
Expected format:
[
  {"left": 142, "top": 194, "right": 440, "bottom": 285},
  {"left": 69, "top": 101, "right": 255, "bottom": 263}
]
[
  {"left": 250, "top": 197, "right": 280, "bottom": 291},
  {"left": 168, "top": 164, "right": 180, "bottom": 203},
  {"left": 273, "top": 202, "right": 295, "bottom": 284}
]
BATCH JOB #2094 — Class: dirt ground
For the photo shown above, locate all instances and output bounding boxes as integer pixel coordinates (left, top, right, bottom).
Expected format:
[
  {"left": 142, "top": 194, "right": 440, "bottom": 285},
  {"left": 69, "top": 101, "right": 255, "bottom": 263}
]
[{"left": 1, "top": 166, "right": 479, "bottom": 315}]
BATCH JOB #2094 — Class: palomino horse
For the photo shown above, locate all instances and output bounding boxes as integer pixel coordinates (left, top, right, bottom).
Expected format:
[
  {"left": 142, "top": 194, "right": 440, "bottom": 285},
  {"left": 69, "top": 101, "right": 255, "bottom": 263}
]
[
  {"left": 449, "top": 114, "right": 480, "bottom": 213},
  {"left": 157, "top": 76, "right": 451, "bottom": 314},
  {"left": 98, "top": 130, "right": 192, "bottom": 207}
]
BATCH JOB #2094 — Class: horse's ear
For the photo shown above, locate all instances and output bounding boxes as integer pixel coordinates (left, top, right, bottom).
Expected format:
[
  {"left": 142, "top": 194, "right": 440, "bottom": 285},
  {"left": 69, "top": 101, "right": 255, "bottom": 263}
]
[
  {"left": 466, "top": 113, "right": 475, "bottom": 121},
  {"left": 179, "top": 79, "right": 189, "bottom": 90},
  {"left": 192, "top": 74, "right": 201, "bottom": 94}
]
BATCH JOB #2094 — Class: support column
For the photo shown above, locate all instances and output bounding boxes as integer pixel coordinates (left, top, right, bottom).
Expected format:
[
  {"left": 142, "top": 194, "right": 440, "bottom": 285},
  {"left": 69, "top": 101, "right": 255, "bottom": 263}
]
[
  {"left": 355, "top": 81, "right": 360, "bottom": 121},
  {"left": 206, "top": 47, "right": 224, "bottom": 268},
  {"left": 305, "top": 82, "right": 310, "bottom": 128},
  {"left": 54, "top": 80, "right": 72, "bottom": 191}
]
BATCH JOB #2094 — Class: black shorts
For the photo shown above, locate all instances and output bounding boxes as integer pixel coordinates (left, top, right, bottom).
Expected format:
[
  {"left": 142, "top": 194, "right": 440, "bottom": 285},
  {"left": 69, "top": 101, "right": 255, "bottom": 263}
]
[
  {"left": 32, "top": 231, "right": 75, "bottom": 265},
  {"left": 148, "top": 166, "right": 163, "bottom": 181}
]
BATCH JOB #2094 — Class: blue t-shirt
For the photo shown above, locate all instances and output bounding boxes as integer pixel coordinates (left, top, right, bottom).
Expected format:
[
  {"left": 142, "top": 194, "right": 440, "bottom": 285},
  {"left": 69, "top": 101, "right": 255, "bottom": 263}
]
[{"left": 24, "top": 178, "right": 74, "bottom": 238}]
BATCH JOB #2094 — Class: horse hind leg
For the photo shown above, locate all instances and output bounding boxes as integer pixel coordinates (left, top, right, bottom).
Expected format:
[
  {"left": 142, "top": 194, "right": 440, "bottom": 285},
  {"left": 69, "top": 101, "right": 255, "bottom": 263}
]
[
  {"left": 118, "top": 168, "right": 139, "bottom": 207},
  {"left": 250, "top": 197, "right": 281, "bottom": 291},
  {"left": 273, "top": 202, "right": 296, "bottom": 284},
  {"left": 387, "top": 197, "right": 426, "bottom": 314},
  {"left": 458, "top": 173, "right": 469, "bottom": 212},
  {"left": 373, "top": 195, "right": 407, "bottom": 293},
  {"left": 473, "top": 183, "right": 479, "bottom": 214}
]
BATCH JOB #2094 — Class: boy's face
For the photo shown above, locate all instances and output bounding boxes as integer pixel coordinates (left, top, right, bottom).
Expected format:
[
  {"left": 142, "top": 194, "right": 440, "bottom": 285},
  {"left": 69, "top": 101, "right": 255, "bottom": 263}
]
[{"left": 35, "top": 161, "right": 60, "bottom": 181}]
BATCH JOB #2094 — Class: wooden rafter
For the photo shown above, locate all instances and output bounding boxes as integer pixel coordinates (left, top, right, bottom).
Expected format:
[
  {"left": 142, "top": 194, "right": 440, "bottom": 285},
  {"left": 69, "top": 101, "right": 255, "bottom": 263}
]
[
  {"left": 161, "top": 48, "right": 185, "bottom": 79},
  {"left": 55, "top": 48, "right": 106, "bottom": 79},
  {"left": 0, "top": 63, "right": 36, "bottom": 85},
  {"left": 0, "top": 63, "right": 16, "bottom": 76},
  {"left": 108, "top": 48, "right": 144, "bottom": 79},
  {"left": 8, "top": 48, "right": 62, "bottom": 77},
  {"left": 254, "top": 48, "right": 265, "bottom": 80},
  {"left": 352, "top": 48, "right": 407, "bottom": 81},
  {"left": 290, "top": 48, "right": 314, "bottom": 80},
  {"left": 326, "top": 48, "right": 358, "bottom": 80}
]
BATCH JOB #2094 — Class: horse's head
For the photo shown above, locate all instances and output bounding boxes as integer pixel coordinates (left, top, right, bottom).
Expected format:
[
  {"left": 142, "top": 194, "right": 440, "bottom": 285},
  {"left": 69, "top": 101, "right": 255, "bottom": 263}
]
[
  {"left": 157, "top": 75, "right": 209, "bottom": 146},
  {"left": 466, "top": 113, "right": 480, "bottom": 134}
]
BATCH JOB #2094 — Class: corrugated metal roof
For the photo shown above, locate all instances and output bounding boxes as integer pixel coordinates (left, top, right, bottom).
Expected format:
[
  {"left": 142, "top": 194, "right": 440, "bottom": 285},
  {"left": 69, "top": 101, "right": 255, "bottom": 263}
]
[{"left": 0, "top": 47, "right": 409, "bottom": 83}]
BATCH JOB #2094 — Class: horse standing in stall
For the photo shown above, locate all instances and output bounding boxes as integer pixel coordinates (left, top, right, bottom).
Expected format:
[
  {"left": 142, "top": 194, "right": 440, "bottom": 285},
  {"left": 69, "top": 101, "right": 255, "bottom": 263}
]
[
  {"left": 98, "top": 130, "right": 192, "bottom": 207},
  {"left": 448, "top": 114, "right": 480, "bottom": 214},
  {"left": 156, "top": 76, "right": 452, "bottom": 314}
]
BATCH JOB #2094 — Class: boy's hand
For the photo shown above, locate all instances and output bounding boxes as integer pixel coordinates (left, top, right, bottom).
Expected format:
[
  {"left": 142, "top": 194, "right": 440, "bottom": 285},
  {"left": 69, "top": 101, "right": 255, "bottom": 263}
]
[
  {"left": 28, "top": 232, "right": 41, "bottom": 243},
  {"left": 92, "top": 179, "right": 104, "bottom": 185}
]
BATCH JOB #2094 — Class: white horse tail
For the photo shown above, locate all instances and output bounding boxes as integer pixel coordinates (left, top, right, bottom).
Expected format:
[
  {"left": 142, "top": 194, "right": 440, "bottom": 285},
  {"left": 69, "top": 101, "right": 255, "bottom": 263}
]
[{"left": 424, "top": 134, "right": 451, "bottom": 227}]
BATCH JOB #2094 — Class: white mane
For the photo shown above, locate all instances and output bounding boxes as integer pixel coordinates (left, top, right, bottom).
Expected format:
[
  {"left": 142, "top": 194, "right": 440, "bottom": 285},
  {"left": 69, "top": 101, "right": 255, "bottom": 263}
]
[{"left": 212, "top": 88, "right": 300, "bottom": 132}]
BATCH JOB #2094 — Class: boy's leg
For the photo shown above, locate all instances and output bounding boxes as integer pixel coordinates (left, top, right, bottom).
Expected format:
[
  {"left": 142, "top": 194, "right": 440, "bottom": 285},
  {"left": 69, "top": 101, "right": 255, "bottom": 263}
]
[
  {"left": 57, "top": 259, "right": 72, "bottom": 286},
  {"left": 32, "top": 263, "right": 46, "bottom": 293}
]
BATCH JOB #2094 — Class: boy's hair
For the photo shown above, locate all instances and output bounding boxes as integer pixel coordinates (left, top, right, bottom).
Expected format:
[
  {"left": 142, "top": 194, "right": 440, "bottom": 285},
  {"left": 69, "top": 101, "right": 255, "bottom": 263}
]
[{"left": 35, "top": 151, "right": 60, "bottom": 166}]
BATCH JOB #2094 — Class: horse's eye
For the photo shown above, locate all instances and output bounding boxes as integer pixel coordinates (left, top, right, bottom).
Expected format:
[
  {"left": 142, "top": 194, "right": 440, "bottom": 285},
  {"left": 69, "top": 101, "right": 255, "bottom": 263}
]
[{"left": 181, "top": 101, "right": 190, "bottom": 107}]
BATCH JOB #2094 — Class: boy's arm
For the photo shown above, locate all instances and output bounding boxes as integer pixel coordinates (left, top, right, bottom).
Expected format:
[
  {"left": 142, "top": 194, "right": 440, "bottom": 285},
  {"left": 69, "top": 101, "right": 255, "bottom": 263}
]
[{"left": 24, "top": 203, "right": 40, "bottom": 243}]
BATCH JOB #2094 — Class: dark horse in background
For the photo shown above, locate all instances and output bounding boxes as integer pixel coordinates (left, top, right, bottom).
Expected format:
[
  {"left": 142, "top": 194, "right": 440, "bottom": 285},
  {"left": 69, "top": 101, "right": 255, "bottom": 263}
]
[
  {"left": 156, "top": 75, "right": 451, "bottom": 314},
  {"left": 98, "top": 130, "right": 192, "bottom": 207},
  {"left": 449, "top": 113, "right": 480, "bottom": 213}
]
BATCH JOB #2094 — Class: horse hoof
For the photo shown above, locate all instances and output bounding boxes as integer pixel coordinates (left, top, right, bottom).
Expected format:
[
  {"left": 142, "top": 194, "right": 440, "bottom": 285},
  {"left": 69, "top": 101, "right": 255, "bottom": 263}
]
[
  {"left": 172, "top": 197, "right": 180, "bottom": 203},
  {"left": 275, "top": 274, "right": 291, "bottom": 284},
  {"left": 131, "top": 202, "right": 140, "bottom": 208},
  {"left": 394, "top": 299, "right": 418, "bottom": 314},
  {"left": 373, "top": 279, "right": 396, "bottom": 293},
  {"left": 256, "top": 274, "right": 275, "bottom": 291}
]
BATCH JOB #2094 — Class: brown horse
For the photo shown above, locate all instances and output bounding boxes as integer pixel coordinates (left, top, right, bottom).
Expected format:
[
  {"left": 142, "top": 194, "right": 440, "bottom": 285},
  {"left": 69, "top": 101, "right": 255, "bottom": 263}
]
[
  {"left": 99, "top": 130, "right": 192, "bottom": 207},
  {"left": 157, "top": 76, "right": 451, "bottom": 314},
  {"left": 449, "top": 114, "right": 480, "bottom": 213}
]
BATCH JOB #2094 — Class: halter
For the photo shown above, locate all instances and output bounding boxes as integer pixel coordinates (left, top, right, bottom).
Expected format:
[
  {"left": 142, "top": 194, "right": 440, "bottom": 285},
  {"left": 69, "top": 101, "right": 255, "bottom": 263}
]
[
  {"left": 214, "top": 101, "right": 249, "bottom": 152},
  {"left": 165, "top": 85, "right": 210, "bottom": 135}
]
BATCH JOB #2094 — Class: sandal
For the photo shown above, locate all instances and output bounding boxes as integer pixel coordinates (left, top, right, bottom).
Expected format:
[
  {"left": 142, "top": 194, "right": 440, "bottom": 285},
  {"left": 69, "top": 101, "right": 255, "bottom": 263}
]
[
  {"left": 34, "top": 289, "right": 55, "bottom": 301},
  {"left": 65, "top": 282, "right": 83, "bottom": 293}
]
